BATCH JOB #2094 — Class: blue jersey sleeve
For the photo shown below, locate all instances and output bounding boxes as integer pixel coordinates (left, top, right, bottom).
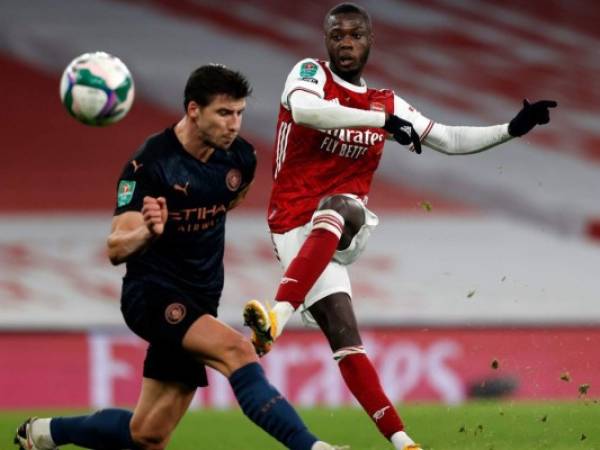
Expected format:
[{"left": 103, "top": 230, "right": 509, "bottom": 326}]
[{"left": 114, "top": 157, "right": 159, "bottom": 215}]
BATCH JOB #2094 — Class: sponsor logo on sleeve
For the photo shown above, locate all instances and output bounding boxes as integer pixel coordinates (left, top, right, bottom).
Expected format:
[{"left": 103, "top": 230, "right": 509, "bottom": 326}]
[
  {"left": 117, "top": 180, "right": 136, "bottom": 207},
  {"left": 301, "top": 77, "right": 319, "bottom": 84},
  {"left": 299, "top": 61, "right": 318, "bottom": 78}
]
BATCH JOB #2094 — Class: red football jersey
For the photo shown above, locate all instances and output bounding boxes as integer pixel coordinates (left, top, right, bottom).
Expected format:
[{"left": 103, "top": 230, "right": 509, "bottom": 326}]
[{"left": 268, "top": 59, "right": 395, "bottom": 234}]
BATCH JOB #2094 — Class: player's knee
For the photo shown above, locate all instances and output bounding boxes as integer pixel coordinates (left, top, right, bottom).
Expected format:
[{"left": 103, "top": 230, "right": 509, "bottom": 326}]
[
  {"left": 130, "top": 421, "right": 170, "bottom": 450},
  {"left": 318, "top": 194, "right": 347, "bottom": 212},
  {"left": 318, "top": 195, "right": 365, "bottom": 250},
  {"left": 222, "top": 336, "right": 258, "bottom": 374}
]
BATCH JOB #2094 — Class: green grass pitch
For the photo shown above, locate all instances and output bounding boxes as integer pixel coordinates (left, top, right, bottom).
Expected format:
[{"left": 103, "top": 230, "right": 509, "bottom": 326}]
[{"left": 2, "top": 401, "right": 598, "bottom": 449}]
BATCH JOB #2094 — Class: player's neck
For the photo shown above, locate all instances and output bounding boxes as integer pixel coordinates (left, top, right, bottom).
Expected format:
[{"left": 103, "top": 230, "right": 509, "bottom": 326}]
[
  {"left": 174, "top": 117, "right": 215, "bottom": 163},
  {"left": 329, "top": 64, "right": 362, "bottom": 86}
]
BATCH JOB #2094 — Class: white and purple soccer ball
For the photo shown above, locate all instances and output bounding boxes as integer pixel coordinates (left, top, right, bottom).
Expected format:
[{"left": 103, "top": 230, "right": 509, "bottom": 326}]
[{"left": 60, "top": 51, "right": 135, "bottom": 126}]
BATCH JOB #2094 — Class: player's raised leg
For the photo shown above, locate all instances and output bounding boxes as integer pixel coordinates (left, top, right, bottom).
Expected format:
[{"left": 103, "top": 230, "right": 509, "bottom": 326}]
[{"left": 244, "top": 195, "right": 366, "bottom": 355}]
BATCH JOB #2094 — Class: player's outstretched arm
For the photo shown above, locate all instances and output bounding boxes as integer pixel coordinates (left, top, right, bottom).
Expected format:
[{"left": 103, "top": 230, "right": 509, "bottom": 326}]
[
  {"left": 423, "top": 122, "right": 513, "bottom": 155},
  {"left": 423, "top": 99, "right": 557, "bottom": 155},
  {"left": 107, "top": 196, "right": 168, "bottom": 265},
  {"left": 508, "top": 99, "right": 558, "bottom": 137}
]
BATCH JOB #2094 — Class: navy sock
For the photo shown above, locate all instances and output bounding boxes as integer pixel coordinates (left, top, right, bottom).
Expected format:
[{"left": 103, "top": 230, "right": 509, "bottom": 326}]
[
  {"left": 230, "top": 362, "right": 317, "bottom": 450},
  {"left": 50, "top": 408, "right": 138, "bottom": 450}
]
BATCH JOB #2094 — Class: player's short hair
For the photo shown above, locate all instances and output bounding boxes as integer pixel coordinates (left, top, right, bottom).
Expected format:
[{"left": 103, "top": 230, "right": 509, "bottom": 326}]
[
  {"left": 183, "top": 64, "right": 252, "bottom": 110},
  {"left": 324, "top": 2, "right": 371, "bottom": 30}
]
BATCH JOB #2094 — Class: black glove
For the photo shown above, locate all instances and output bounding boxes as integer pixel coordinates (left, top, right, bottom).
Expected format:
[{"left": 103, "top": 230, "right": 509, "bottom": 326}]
[
  {"left": 383, "top": 114, "right": 422, "bottom": 154},
  {"left": 508, "top": 99, "right": 557, "bottom": 137}
]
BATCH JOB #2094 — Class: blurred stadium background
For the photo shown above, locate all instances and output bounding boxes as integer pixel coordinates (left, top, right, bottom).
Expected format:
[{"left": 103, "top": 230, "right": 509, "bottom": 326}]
[{"left": 1, "top": 0, "right": 599, "bottom": 414}]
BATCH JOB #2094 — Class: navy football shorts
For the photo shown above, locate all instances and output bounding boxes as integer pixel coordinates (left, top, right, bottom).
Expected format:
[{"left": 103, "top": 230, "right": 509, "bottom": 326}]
[{"left": 120, "top": 277, "right": 219, "bottom": 388}]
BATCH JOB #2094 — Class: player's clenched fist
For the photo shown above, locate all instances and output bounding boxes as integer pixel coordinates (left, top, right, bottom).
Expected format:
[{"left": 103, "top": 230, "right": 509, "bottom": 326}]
[{"left": 142, "top": 196, "right": 168, "bottom": 235}]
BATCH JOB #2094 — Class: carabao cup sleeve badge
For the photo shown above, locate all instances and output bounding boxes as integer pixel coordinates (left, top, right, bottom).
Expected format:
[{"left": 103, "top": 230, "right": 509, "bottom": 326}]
[
  {"left": 300, "top": 61, "right": 318, "bottom": 78},
  {"left": 117, "top": 180, "right": 136, "bottom": 207}
]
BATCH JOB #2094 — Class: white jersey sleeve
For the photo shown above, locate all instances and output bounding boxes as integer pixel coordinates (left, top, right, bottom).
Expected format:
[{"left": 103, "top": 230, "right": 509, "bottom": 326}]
[
  {"left": 289, "top": 90, "right": 386, "bottom": 129},
  {"left": 425, "top": 122, "right": 512, "bottom": 155},
  {"left": 393, "top": 94, "right": 435, "bottom": 140},
  {"left": 393, "top": 93, "right": 512, "bottom": 155},
  {"left": 281, "top": 58, "right": 327, "bottom": 110}
]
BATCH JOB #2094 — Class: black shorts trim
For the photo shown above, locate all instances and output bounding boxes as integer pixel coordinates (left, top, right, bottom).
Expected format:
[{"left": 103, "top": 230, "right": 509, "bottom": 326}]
[{"left": 143, "top": 344, "right": 208, "bottom": 388}]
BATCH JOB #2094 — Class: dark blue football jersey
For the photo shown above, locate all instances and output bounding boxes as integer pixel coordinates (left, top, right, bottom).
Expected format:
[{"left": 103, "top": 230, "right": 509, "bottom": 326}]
[{"left": 114, "top": 127, "right": 256, "bottom": 300}]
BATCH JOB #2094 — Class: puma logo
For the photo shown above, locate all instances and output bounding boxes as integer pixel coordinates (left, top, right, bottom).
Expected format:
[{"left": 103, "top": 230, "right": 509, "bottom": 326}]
[
  {"left": 173, "top": 181, "right": 190, "bottom": 196},
  {"left": 131, "top": 160, "right": 143, "bottom": 173}
]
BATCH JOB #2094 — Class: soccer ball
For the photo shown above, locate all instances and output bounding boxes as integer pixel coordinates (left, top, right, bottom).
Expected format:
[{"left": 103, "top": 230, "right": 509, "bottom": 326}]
[{"left": 59, "top": 51, "right": 135, "bottom": 126}]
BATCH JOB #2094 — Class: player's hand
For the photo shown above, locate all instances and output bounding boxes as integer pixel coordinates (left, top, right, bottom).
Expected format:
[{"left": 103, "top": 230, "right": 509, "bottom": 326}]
[
  {"left": 508, "top": 99, "right": 558, "bottom": 137},
  {"left": 142, "top": 196, "right": 168, "bottom": 236},
  {"left": 383, "top": 114, "right": 422, "bottom": 154}
]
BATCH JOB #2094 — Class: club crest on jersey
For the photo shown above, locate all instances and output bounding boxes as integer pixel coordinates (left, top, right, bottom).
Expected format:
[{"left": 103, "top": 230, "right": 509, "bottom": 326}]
[
  {"left": 165, "top": 302, "right": 187, "bottom": 324},
  {"left": 117, "top": 180, "right": 136, "bottom": 207},
  {"left": 226, "top": 169, "right": 242, "bottom": 191},
  {"left": 300, "top": 61, "right": 318, "bottom": 78}
]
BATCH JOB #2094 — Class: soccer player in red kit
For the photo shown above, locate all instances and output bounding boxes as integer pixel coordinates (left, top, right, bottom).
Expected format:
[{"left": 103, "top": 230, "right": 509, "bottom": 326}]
[{"left": 244, "top": 3, "right": 557, "bottom": 449}]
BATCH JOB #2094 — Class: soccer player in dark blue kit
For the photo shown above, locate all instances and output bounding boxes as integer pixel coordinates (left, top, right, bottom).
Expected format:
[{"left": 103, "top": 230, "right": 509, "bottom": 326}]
[{"left": 14, "top": 65, "right": 345, "bottom": 450}]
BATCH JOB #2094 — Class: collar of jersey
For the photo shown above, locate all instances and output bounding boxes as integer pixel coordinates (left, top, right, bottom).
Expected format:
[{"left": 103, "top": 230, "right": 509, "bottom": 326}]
[
  {"left": 326, "top": 61, "right": 367, "bottom": 93},
  {"left": 168, "top": 126, "right": 230, "bottom": 164}
]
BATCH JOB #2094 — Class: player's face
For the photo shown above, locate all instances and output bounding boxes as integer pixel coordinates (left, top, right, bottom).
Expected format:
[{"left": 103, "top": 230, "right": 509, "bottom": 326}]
[
  {"left": 324, "top": 13, "right": 372, "bottom": 81},
  {"left": 191, "top": 95, "right": 246, "bottom": 150}
]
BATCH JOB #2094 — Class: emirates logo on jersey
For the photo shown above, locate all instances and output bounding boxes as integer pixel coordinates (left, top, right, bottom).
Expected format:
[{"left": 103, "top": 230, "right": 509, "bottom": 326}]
[
  {"left": 319, "top": 128, "right": 385, "bottom": 160},
  {"left": 323, "top": 128, "right": 385, "bottom": 146}
]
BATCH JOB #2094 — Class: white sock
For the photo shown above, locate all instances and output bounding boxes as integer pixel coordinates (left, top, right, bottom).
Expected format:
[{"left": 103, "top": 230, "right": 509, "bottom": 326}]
[
  {"left": 31, "top": 418, "right": 56, "bottom": 450},
  {"left": 391, "top": 431, "right": 415, "bottom": 450},
  {"left": 272, "top": 301, "right": 295, "bottom": 338}
]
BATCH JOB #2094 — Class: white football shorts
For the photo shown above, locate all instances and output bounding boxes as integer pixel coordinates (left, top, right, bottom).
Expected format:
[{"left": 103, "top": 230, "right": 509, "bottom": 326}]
[{"left": 271, "top": 195, "right": 378, "bottom": 321}]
